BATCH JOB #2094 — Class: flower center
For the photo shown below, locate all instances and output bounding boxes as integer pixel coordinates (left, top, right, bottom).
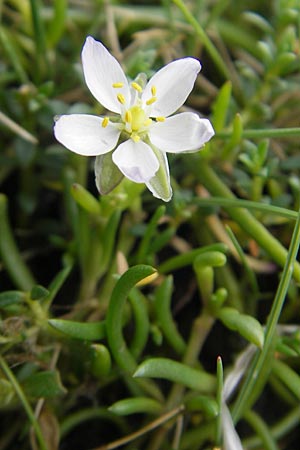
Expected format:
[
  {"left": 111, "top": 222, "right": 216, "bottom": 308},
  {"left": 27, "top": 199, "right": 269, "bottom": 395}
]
[
  {"left": 107, "top": 81, "right": 165, "bottom": 141},
  {"left": 127, "top": 105, "right": 146, "bottom": 132}
]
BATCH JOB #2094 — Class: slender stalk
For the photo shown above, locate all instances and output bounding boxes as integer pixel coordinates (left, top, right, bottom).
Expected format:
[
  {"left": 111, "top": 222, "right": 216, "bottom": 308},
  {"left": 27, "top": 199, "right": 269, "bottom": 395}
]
[
  {"left": 172, "top": 0, "right": 230, "bottom": 81},
  {"left": 232, "top": 201, "right": 300, "bottom": 421},
  {"left": 29, "top": 0, "right": 49, "bottom": 79},
  {"left": 194, "top": 197, "right": 298, "bottom": 221},
  {"left": 217, "top": 127, "right": 300, "bottom": 139},
  {"left": 243, "top": 406, "right": 300, "bottom": 448},
  {"left": 244, "top": 410, "right": 279, "bottom": 450}
]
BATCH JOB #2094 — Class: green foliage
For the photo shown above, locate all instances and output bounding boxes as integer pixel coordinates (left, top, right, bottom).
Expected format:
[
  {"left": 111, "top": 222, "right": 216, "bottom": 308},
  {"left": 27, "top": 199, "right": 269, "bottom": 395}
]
[{"left": 1, "top": 0, "right": 300, "bottom": 449}]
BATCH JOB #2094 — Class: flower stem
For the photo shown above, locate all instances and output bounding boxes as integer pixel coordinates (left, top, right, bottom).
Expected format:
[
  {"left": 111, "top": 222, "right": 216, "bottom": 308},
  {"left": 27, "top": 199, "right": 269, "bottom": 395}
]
[
  {"left": 172, "top": 0, "right": 230, "bottom": 82},
  {"left": 193, "top": 197, "right": 298, "bottom": 221},
  {"left": 217, "top": 127, "right": 300, "bottom": 139}
]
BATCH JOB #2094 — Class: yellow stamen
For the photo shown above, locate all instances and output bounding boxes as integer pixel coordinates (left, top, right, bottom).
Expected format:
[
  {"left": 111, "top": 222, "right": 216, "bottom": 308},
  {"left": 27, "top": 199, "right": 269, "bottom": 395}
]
[
  {"left": 144, "top": 118, "right": 152, "bottom": 127},
  {"left": 125, "top": 110, "right": 132, "bottom": 123},
  {"left": 131, "top": 134, "right": 141, "bottom": 143},
  {"left": 156, "top": 116, "right": 165, "bottom": 122},
  {"left": 102, "top": 117, "right": 109, "bottom": 128},
  {"left": 151, "top": 86, "right": 157, "bottom": 96},
  {"left": 146, "top": 97, "right": 157, "bottom": 106},
  {"left": 112, "top": 82, "right": 124, "bottom": 88},
  {"left": 117, "top": 93, "right": 126, "bottom": 104},
  {"left": 131, "top": 82, "right": 143, "bottom": 93}
]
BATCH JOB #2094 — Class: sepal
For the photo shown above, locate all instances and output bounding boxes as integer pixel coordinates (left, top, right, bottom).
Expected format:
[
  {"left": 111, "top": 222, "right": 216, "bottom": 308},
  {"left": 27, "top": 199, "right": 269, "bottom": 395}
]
[{"left": 95, "top": 152, "right": 123, "bottom": 195}]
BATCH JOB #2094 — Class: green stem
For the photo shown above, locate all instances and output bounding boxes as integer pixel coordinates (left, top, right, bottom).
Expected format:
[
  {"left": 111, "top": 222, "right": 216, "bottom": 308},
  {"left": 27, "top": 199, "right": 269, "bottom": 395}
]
[
  {"left": 243, "top": 406, "right": 300, "bottom": 448},
  {"left": 217, "top": 127, "right": 300, "bottom": 139},
  {"left": 129, "top": 288, "right": 150, "bottom": 359},
  {"left": 244, "top": 410, "right": 279, "bottom": 450},
  {"left": 193, "top": 197, "right": 298, "bottom": 221},
  {"left": 232, "top": 200, "right": 300, "bottom": 421},
  {"left": 0, "top": 355, "right": 48, "bottom": 450},
  {"left": 197, "top": 162, "right": 300, "bottom": 282},
  {"left": 29, "top": 0, "right": 49, "bottom": 80},
  {"left": 172, "top": 0, "right": 230, "bottom": 82},
  {"left": 0, "top": 27, "right": 29, "bottom": 84},
  {"left": 154, "top": 276, "right": 186, "bottom": 356}
]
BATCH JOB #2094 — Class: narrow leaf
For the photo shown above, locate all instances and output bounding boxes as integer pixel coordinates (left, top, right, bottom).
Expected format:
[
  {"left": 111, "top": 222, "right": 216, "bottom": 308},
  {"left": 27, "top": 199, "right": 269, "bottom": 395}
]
[
  {"left": 134, "top": 357, "right": 216, "bottom": 393},
  {"left": 48, "top": 318, "right": 106, "bottom": 341}
]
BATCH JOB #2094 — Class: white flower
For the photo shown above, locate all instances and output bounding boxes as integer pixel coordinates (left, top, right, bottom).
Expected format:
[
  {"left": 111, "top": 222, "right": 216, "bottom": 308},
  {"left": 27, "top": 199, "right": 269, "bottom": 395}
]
[{"left": 54, "top": 36, "right": 214, "bottom": 201}]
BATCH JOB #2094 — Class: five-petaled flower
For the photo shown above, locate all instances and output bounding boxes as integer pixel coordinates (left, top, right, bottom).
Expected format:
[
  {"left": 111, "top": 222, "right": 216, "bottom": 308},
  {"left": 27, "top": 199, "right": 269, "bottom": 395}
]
[{"left": 54, "top": 36, "right": 214, "bottom": 201}]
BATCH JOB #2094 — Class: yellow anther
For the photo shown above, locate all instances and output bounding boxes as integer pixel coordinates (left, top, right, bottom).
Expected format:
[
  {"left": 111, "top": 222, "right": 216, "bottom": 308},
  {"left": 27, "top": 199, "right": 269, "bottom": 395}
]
[
  {"left": 146, "top": 97, "right": 157, "bottom": 106},
  {"left": 156, "top": 116, "right": 165, "bottom": 122},
  {"left": 131, "top": 82, "right": 143, "bottom": 93},
  {"left": 151, "top": 86, "right": 157, "bottom": 96},
  {"left": 131, "top": 134, "right": 141, "bottom": 143},
  {"left": 144, "top": 119, "right": 152, "bottom": 127},
  {"left": 102, "top": 117, "right": 109, "bottom": 128},
  {"left": 117, "top": 93, "right": 126, "bottom": 105},
  {"left": 112, "top": 82, "right": 124, "bottom": 88},
  {"left": 125, "top": 110, "right": 132, "bottom": 123}
]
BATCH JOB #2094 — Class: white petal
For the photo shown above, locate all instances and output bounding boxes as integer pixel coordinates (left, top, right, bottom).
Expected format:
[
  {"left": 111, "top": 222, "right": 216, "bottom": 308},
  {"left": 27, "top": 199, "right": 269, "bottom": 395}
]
[
  {"left": 149, "top": 113, "right": 214, "bottom": 153},
  {"left": 112, "top": 140, "right": 159, "bottom": 183},
  {"left": 146, "top": 149, "right": 172, "bottom": 202},
  {"left": 54, "top": 114, "right": 120, "bottom": 156},
  {"left": 142, "top": 58, "right": 201, "bottom": 117},
  {"left": 81, "top": 36, "right": 130, "bottom": 113}
]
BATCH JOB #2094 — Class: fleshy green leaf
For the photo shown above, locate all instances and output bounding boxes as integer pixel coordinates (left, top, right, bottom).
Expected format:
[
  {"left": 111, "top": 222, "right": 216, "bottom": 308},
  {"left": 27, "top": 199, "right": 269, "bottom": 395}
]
[
  {"left": 89, "top": 344, "right": 112, "bottom": 377},
  {"left": 154, "top": 276, "right": 186, "bottom": 355},
  {"left": 272, "top": 359, "right": 300, "bottom": 400},
  {"left": 48, "top": 318, "right": 106, "bottom": 341},
  {"left": 211, "top": 81, "right": 232, "bottom": 132},
  {"left": 134, "top": 357, "right": 216, "bottom": 393},
  {"left": 217, "top": 307, "right": 264, "bottom": 348},
  {"left": 0, "top": 291, "right": 26, "bottom": 308},
  {"left": 30, "top": 285, "right": 49, "bottom": 301},
  {"left": 109, "top": 397, "right": 162, "bottom": 416}
]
